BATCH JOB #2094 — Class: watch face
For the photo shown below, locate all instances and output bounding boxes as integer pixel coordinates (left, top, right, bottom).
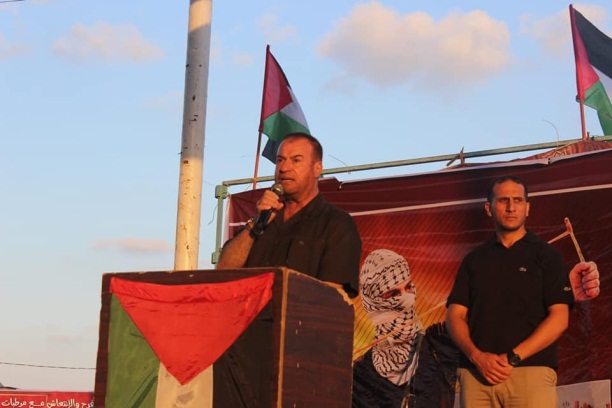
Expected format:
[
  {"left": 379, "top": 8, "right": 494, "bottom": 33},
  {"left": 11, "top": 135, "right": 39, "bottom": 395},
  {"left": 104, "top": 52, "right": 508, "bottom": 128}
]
[{"left": 508, "top": 353, "right": 521, "bottom": 366}]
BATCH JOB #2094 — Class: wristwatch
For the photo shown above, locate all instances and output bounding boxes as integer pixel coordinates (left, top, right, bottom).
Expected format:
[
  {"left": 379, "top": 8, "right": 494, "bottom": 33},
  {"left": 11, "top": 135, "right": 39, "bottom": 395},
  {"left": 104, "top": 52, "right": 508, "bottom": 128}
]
[{"left": 507, "top": 350, "right": 522, "bottom": 367}]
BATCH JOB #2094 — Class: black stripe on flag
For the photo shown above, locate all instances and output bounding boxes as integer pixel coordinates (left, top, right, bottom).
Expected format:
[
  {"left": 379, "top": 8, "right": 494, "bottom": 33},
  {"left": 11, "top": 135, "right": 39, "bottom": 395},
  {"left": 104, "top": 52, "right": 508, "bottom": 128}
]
[{"left": 574, "top": 9, "right": 612, "bottom": 79}]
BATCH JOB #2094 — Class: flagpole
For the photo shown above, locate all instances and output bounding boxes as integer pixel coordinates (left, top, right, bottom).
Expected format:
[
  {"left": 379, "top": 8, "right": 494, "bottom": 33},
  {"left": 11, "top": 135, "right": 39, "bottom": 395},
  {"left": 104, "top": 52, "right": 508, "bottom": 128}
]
[
  {"left": 569, "top": 4, "right": 588, "bottom": 140},
  {"left": 253, "top": 45, "right": 272, "bottom": 190},
  {"left": 253, "top": 131, "right": 263, "bottom": 190},
  {"left": 579, "top": 100, "right": 587, "bottom": 140}
]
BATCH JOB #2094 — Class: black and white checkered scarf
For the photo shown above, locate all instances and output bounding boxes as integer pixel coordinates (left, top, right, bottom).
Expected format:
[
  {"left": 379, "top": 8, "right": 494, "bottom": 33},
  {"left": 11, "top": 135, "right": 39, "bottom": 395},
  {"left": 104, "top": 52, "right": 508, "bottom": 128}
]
[{"left": 360, "top": 249, "right": 423, "bottom": 385}]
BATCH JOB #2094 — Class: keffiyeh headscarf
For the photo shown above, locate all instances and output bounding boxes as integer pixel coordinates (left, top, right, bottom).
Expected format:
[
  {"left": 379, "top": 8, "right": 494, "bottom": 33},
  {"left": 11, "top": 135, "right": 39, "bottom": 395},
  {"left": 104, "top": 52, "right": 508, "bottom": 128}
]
[{"left": 360, "top": 249, "right": 423, "bottom": 385}]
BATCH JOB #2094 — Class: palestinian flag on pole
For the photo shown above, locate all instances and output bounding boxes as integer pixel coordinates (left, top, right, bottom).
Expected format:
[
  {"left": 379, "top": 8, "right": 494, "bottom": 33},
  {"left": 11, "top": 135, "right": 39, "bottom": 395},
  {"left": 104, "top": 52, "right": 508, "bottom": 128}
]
[
  {"left": 103, "top": 274, "right": 274, "bottom": 407},
  {"left": 570, "top": 4, "right": 612, "bottom": 135},
  {"left": 259, "top": 45, "right": 311, "bottom": 162}
]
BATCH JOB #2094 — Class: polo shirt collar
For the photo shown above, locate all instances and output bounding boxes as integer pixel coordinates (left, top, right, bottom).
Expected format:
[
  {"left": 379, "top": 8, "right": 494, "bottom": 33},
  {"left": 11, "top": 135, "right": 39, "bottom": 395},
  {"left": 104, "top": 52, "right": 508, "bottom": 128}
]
[{"left": 485, "top": 229, "right": 537, "bottom": 248}]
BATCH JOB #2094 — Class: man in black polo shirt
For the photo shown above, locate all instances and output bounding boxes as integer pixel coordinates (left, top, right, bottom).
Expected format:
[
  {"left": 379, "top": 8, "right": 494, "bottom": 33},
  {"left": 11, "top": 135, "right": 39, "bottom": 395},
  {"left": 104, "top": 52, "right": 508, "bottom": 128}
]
[{"left": 446, "top": 175, "right": 574, "bottom": 408}]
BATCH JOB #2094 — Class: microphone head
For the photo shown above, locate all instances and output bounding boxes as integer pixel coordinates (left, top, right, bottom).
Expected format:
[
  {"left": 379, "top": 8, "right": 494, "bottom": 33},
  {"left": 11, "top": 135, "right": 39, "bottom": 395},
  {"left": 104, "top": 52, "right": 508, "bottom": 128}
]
[{"left": 271, "top": 183, "right": 284, "bottom": 196}]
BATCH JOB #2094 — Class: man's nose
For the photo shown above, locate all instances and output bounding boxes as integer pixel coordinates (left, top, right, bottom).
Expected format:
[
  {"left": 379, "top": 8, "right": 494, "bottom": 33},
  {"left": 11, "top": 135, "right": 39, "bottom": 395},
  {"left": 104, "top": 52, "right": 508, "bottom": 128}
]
[{"left": 277, "top": 161, "right": 290, "bottom": 172}]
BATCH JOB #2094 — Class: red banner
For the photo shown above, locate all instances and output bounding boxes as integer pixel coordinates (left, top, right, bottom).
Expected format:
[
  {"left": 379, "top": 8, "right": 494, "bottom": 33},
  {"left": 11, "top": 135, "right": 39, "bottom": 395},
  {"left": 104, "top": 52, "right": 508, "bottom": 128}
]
[
  {"left": 227, "top": 145, "right": 612, "bottom": 386},
  {"left": 0, "top": 391, "right": 93, "bottom": 407}
]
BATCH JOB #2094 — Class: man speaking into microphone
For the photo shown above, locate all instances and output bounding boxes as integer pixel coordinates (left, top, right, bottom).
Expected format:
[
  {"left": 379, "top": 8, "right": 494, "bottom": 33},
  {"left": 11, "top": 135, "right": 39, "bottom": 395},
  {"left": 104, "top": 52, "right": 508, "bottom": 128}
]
[
  {"left": 217, "top": 132, "right": 362, "bottom": 296},
  {"left": 215, "top": 133, "right": 361, "bottom": 407}
]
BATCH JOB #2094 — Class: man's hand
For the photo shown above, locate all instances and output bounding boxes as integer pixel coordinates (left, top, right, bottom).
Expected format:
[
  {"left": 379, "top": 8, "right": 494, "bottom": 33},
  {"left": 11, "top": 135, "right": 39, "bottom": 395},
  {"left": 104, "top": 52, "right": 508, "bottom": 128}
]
[
  {"left": 471, "top": 350, "right": 512, "bottom": 385},
  {"left": 255, "top": 189, "right": 285, "bottom": 225},
  {"left": 569, "top": 261, "right": 600, "bottom": 301}
]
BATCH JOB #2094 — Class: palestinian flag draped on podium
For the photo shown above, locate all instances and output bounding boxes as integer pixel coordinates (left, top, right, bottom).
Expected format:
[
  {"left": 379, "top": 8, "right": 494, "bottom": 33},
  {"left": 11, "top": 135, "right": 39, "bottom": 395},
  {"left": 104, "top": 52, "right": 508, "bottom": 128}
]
[
  {"left": 99, "top": 274, "right": 274, "bottom": 407},
  {"left": 570, "top": 4, "right": 612, "bottom": 136},
  {"left": 258, "top": 45, "right": 311, "bottom": 163}
]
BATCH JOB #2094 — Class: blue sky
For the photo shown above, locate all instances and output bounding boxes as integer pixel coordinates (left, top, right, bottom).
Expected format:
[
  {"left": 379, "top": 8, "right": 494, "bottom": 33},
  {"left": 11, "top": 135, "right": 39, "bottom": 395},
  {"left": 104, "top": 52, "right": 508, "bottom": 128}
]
[{"left": 0, "top": 0, "right": 609, "bottom": 391}]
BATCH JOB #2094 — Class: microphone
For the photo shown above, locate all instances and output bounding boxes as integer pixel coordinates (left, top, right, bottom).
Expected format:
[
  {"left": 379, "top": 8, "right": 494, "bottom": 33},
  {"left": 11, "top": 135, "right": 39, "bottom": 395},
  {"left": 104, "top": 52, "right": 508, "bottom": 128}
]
[{"left": 254, "top": 183, "right": 284, "bottom": 232}]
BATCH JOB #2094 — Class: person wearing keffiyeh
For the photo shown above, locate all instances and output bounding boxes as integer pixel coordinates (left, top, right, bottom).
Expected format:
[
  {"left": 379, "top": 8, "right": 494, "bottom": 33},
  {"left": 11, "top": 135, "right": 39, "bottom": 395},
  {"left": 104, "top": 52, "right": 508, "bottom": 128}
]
[
  {"left": 352, "top": 249, "right": 459, "bottom": 408},
  {"left": 359, "top": 249, "right": 423, "bottom": 385}
]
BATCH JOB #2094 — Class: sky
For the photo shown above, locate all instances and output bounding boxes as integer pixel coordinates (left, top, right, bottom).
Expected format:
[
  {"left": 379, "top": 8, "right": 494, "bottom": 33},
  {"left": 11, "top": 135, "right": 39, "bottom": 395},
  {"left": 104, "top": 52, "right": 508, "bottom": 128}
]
[{"left": 0, "top": 0, "right": 610, "bottom": 392}]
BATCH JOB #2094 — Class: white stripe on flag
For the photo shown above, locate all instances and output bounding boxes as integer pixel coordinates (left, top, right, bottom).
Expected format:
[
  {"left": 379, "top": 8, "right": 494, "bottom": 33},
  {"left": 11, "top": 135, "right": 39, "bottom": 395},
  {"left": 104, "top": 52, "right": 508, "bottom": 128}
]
[
  {"left": 279, "top": 87, "right": 309, "bottom": 129},
  {"left": 156, "top": 363, "right": 213, "bottom": 408},
  {"left": 594, "top": 66, "right": 612, "bottom": 101}
]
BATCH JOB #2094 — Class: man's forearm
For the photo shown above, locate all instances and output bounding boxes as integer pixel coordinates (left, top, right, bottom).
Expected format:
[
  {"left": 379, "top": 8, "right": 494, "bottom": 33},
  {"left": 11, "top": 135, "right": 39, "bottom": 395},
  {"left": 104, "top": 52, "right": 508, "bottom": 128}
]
[
  {"left": 216, "top": 229, "right": 255, "bottom": 269},
  {"left": 446, "top": 306, "right": 481, "bottom": 363},
  {"left": 512, "top": 304, "right": 569, "bottom": 361}
]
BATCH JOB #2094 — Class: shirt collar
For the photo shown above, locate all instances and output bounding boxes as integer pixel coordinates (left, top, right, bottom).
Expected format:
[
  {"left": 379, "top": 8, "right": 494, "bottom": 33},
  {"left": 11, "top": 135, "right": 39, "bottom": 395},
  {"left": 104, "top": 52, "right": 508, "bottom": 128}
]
[{"left": 485, "top": 229, "right": 537, "bottom": 248}]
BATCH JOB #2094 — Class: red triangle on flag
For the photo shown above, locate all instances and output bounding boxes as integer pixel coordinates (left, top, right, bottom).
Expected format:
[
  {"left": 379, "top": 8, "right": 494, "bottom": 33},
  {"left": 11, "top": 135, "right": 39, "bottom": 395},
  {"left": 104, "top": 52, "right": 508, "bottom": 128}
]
[
  {"left": 261, "top": 47, "right": 294, "bottom": 120},
  {"left": 570, "top": 5, "right": 600, "bottom": 99},
  {"left": 110, "top": 273, "right": 274, "bottom": 385}
]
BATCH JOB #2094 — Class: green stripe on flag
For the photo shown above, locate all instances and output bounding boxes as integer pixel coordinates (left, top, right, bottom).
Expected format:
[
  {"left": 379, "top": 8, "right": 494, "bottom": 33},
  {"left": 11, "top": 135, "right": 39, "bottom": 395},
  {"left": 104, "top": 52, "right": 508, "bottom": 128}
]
[
  {"left": 584, "top": 81, "right": 612, "bottom": 135},
  {"left": 107, "top": 295, "right": 159, "bottom": 408},
  {"left": 263, "top": 111, "right": 310, "bottom": 142}
]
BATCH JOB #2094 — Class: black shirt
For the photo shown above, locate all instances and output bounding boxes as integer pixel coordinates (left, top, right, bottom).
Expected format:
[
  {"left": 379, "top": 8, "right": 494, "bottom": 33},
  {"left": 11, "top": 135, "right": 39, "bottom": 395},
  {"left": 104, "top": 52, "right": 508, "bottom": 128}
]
[
  {"left": 447, "top": 230, "right": 574, "bottom": 368},
  {"left": 246, "top": 193, "right": 362, "bottom": 294}
]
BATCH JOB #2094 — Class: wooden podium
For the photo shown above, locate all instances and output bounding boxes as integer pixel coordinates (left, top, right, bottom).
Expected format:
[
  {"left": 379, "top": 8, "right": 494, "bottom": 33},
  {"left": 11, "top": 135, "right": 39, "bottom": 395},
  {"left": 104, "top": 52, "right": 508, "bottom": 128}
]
[{"left": 94, "top": 267, "right": 354, "bottom": 407}]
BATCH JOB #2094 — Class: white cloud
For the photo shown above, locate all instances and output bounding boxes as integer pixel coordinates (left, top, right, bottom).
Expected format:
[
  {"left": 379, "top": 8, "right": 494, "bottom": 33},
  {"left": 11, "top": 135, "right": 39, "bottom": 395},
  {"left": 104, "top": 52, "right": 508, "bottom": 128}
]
[
  {"left": 0, "top": 33, "right": 29, "bottom": 59},
  {"left": 93, "top": 238, "right": 173, "bottom": 254},
  {"left": 53, "top": 22, "right": 163, "bottom": 63},
  {"left": 318, "top": 1, "right": 511, "bottom": 91},
  {"left": 520, "top": 4, "right": 610, "bottom": 57},
  {"left": 258, "top": 12, "right": 298, "bottom": 43}
]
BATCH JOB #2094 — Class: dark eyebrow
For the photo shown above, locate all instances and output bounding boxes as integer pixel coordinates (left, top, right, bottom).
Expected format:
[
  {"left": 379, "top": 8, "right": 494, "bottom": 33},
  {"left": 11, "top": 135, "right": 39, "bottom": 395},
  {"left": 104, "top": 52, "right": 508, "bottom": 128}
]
[
  {"left": 277, "top": 153, "right": 304, "bottom": 160},
  {"left": 496, "top": 195, "right": 525, "bottom": 200}
]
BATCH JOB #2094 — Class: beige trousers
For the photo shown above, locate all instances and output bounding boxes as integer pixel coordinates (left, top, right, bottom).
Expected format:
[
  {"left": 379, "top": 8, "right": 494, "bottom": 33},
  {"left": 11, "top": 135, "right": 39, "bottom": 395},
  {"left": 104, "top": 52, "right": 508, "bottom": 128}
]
[{"left": 457, "top": 366, "right": 557, "bottom": 408}]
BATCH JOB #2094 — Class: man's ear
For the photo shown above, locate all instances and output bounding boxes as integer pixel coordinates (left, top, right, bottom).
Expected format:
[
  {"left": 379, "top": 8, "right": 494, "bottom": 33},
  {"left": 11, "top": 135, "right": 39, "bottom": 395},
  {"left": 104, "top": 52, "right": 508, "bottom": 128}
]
[
  {"left": 526, "top": 201, "right": 530, "bottom": 218},
  {"left": 484, "top": 202, "right": 492, "bottom": 217},
  {"left": 314, "top": 161, "right": 323, "bottom": 177}
]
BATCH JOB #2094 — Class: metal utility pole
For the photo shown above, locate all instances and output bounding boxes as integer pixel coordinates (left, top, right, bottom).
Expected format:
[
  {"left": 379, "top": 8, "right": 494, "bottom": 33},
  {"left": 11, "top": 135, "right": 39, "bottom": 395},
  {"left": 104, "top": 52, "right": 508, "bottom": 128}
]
[
  {"left": 163, "top": 2, "right": 215, "bottom": 407},
  {"left": 174, "top": 0, "right": 213, "bottom": 271}
]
